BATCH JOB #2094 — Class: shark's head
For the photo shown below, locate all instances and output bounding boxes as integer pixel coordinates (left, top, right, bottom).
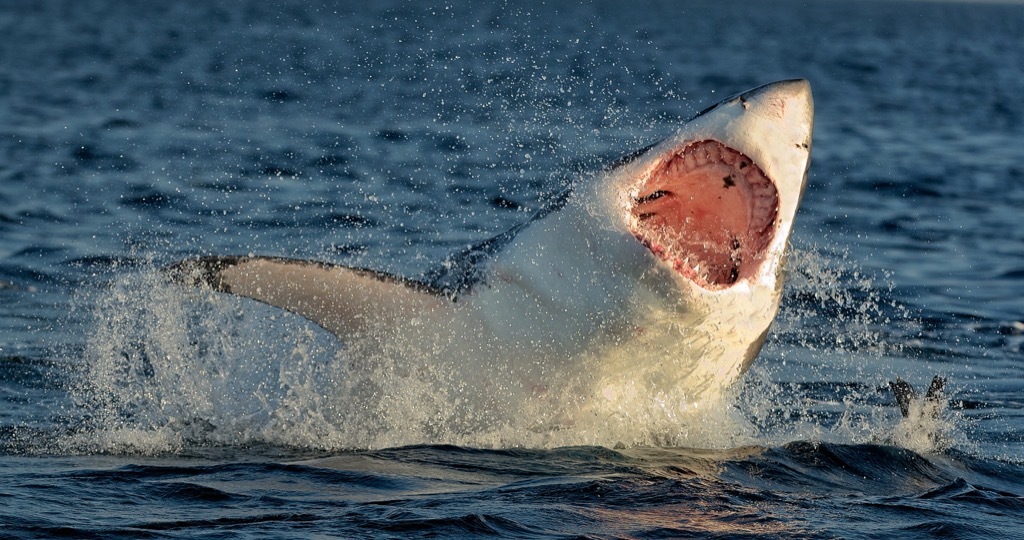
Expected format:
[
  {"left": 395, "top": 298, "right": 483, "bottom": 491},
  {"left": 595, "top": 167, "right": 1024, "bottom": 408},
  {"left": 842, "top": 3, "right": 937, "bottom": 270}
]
[
  {"left": 582, "top": 80, "right": 813, "bottom": 391},
  {"left": 610, "top": 80, "right": 812, "bottom": 297}
]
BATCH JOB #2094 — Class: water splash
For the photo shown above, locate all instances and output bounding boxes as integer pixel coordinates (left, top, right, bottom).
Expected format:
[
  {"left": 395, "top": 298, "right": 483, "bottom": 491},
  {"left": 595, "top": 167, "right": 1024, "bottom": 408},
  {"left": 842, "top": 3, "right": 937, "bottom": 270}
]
[
  {"left": 59, "top": 260, "right": 763, "bottom": 453},
  {"left": 56, "top": 240, "right": 963, "bottom": 456},
  {"left": 62, "top": 267, "right": 341, "bottom": 453},
  {"left": 738, "top": 241, "right": 966, "bottom": 454},
  {"left": 43, "top": 187, "right": 981, "bottom": 459}
]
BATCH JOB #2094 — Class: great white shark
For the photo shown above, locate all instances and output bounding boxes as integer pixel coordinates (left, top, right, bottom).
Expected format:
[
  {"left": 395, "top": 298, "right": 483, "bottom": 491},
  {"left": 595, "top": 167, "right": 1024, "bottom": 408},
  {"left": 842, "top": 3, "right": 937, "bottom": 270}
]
[{"left": 169, "top": 80, "right": 814, "bottom": 428}]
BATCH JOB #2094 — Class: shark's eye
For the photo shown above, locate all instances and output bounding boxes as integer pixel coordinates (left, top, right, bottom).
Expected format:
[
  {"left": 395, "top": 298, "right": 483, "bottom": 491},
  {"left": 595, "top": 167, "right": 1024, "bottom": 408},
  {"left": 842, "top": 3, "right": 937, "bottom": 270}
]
[{"left": 629, "top": 140, "right": 778, "bottom": 289}]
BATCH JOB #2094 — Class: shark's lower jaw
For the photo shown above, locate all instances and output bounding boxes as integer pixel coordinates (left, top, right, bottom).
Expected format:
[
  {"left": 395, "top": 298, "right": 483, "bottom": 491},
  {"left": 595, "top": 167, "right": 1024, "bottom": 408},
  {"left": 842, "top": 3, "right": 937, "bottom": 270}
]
[{"left": 629, "top": 140, "right": 780, "bottom": 290}]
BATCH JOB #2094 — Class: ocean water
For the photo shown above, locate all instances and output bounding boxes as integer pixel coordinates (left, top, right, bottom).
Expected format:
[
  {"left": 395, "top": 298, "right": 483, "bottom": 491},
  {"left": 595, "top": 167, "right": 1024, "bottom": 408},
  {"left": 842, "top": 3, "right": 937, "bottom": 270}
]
[{"left": 2, "top": 0, "right": 1024, "bottom": 537}]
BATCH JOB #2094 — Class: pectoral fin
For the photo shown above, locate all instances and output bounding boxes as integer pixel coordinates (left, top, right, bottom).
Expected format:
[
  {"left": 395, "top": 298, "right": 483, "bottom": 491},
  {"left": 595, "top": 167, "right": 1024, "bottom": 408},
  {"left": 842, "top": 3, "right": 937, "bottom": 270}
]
[{"left": 167, "top": 256, "right": 451, "bottom": 338}]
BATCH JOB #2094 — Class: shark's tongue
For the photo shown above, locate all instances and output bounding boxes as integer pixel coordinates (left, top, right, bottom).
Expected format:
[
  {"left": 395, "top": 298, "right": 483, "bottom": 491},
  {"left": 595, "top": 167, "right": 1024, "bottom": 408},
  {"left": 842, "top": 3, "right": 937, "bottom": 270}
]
[{"left": 630, "top": 140, "right": 778, "bottom": 289}]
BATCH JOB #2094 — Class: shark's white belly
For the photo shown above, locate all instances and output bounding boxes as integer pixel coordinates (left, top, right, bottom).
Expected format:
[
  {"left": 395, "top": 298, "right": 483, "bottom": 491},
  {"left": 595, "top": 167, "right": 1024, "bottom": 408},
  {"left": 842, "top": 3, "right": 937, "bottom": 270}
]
[{"left": 393, "top": 203, "right": 780, "bottom": 426}]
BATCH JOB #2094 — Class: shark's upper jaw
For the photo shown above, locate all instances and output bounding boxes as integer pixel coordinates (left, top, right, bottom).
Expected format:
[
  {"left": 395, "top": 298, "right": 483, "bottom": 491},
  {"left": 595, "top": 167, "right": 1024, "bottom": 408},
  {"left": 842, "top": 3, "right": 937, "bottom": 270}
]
[{"left": 629, "top": 140, "right": 779, "bottom": 290}]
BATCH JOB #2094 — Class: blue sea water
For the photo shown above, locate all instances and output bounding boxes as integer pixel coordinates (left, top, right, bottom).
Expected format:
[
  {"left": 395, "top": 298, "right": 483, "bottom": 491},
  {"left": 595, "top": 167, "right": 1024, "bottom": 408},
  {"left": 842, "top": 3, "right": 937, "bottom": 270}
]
[{"left": 2, "top": 0, "right": 1024, "bottom": 537}]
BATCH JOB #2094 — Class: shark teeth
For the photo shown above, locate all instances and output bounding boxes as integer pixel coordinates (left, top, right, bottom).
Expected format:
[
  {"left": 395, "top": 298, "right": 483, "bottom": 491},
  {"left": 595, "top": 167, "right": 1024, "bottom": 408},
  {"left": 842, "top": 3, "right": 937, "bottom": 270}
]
[{"left": 628, "top": 140, "right": 779, "bottom": 290}]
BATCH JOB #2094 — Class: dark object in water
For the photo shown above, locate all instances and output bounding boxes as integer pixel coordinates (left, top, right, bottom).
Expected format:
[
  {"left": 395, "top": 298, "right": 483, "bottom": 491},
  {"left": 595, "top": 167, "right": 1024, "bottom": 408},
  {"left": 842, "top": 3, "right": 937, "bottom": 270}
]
[{"left": 889, "top": 376, "right": 946, "bottom": 418}]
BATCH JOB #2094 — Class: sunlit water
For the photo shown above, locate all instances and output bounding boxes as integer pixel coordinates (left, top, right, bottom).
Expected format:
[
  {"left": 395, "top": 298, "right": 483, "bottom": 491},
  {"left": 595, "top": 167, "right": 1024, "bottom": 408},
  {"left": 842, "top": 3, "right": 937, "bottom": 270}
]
[{"left": 2, "top": 0, "right": 1023, "bottom": 537}]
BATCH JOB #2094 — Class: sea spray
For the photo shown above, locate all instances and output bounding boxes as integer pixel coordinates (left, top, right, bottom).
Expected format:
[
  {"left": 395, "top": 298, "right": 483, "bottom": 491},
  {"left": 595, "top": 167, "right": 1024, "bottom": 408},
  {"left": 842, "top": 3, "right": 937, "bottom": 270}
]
[
  {"left": 747, "top": 241, "right": 964, "bottom": 453},
  {"left": 63, "top": 266, "right": 340, "bottom": 453},
  {"left": 57, "top": 239, "right": 967, "bottom": 454}
]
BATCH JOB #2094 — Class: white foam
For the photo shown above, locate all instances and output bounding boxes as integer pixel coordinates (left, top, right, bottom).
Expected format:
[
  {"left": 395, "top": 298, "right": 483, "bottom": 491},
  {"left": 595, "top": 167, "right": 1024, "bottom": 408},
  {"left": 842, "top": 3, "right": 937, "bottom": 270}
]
[{"left": 60, "top": 238, "right": 964, "bottom": 455}]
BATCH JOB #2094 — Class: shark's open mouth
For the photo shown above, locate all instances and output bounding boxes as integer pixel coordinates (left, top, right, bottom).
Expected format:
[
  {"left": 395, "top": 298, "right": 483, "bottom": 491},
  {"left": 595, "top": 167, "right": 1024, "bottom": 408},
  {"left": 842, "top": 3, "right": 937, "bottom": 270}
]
[{"left": 629, "top": 140, "right": 779, "bottom": 289}]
